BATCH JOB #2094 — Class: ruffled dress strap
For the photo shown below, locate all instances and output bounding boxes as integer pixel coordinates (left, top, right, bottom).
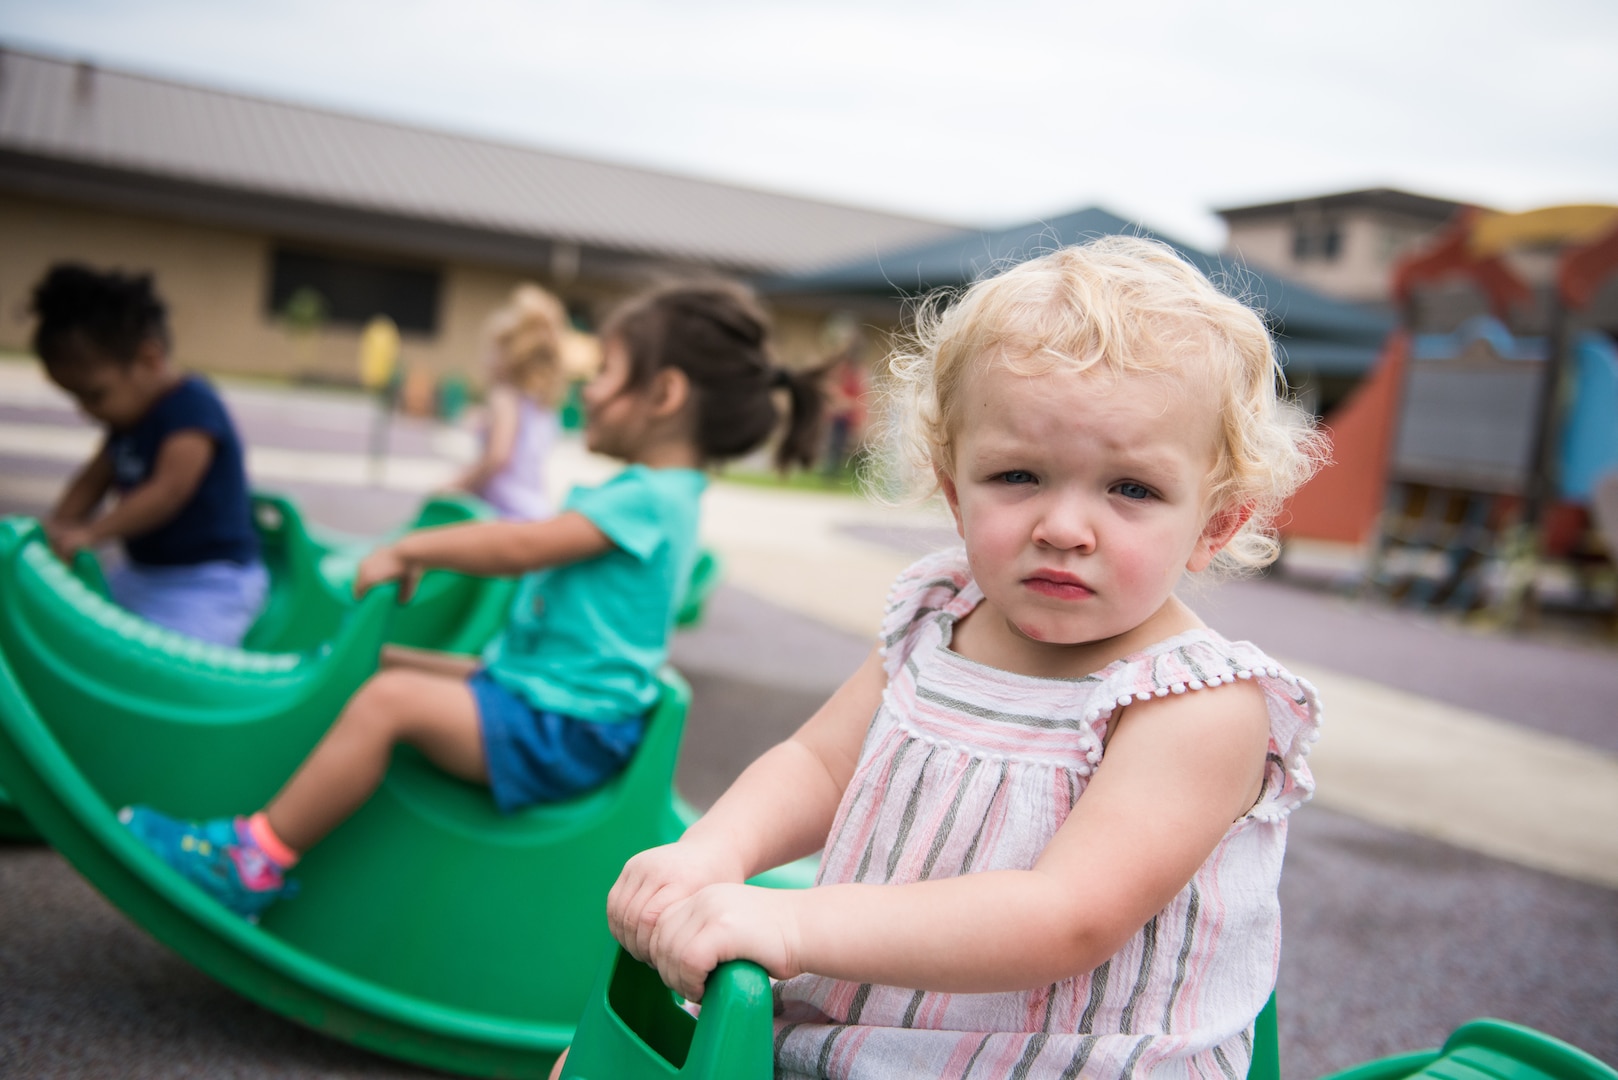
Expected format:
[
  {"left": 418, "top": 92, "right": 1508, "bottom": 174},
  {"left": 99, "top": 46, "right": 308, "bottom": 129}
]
[
  {"left": 878, "top": 547, "right": 978, "bottom": 680},
  {"left": 1088, "top": 628, "right": 1325, "bottom": 820}
]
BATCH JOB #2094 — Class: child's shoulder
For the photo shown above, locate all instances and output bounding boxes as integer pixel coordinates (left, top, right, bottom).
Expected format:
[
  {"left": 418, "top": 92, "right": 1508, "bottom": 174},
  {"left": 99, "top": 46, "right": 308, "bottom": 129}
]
[
  {"left": 1102, "top": 627, "right": 1324, "bottom": 819},
  {"left": 132, "top": 374, "right": 231, "bottom": 435}
]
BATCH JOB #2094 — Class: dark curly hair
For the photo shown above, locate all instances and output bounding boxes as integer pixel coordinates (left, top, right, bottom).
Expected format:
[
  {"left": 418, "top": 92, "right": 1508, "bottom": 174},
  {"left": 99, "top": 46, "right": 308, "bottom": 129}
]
[
  {"left": 30, "top": 263, "right": 170, "bottom": 371},
  {"left": 602, "top": 281, "right": 825, "bottom": 471}
]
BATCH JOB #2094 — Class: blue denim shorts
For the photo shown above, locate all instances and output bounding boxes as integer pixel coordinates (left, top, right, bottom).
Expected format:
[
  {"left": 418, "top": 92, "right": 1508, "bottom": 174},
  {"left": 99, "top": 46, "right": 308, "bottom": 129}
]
[{"left": 469, "top": 672, "right": 646, "bottom": 814}]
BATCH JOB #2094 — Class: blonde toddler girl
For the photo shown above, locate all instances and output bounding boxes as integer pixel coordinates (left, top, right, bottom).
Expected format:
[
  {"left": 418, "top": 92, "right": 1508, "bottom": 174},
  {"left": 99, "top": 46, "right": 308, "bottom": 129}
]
[{"left": 607, "top": 237, "right": 1327, "bottom": 1079}]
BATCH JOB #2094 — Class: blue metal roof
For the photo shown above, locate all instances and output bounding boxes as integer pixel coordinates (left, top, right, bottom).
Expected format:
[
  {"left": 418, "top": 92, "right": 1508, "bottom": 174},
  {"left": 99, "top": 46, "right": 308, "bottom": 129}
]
[{"left": 764, "top": 205, "right": 1394, "bottom": 376}]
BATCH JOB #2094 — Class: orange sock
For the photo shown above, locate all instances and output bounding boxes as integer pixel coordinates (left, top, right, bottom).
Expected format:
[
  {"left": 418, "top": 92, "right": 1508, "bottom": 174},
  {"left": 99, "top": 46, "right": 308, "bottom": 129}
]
[{"left": 246, "top": 811, "right": 300, "bottom": 869}]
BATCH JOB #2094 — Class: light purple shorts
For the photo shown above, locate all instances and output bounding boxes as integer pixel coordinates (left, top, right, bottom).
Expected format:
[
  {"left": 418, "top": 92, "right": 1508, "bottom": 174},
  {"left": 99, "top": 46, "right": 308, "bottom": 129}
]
[{"left": 108, "top": 559, "right": 269, "bottom": 647}]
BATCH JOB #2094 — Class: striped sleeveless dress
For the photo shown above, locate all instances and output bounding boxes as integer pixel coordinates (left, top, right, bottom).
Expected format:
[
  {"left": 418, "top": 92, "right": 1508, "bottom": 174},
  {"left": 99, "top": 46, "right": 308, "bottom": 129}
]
[{"left": 773, "top": 549, "right": 1323, "bottom": 1079}]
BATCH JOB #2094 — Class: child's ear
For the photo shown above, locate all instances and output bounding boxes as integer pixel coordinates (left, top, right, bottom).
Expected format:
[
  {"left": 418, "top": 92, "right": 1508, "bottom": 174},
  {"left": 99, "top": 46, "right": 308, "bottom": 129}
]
[
  {"left": 648, "top": 367, "right": 691, "bottom": 419},
  {"left": 132, "top": 337, "right": 166, "bottom": 374},
  {"left": 936, "top": 467, "right": 964, "bottom": 538},
  {"left": 1188, "top": 502, "right": 1253, "bottom": 572}
]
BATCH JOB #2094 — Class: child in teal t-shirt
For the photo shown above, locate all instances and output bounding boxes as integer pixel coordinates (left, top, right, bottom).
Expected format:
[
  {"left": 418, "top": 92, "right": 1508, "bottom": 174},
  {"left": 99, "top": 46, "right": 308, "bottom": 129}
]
[{"left": 122, "top": 282, "right": 826, "bottom": 920}]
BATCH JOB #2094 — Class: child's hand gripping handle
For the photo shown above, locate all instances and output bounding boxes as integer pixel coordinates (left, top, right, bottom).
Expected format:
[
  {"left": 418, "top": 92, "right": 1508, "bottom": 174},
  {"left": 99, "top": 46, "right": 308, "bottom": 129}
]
[
  {"left": 559, "top": 943, "right": 772, "bottom": 1080},
  {"left": 353, "top": 544, "right": 423, "bottom": 603}
]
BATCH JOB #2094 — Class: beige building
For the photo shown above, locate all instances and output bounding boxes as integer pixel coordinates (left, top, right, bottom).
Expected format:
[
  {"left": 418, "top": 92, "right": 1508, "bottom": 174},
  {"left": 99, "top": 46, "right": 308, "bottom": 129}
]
[
  {"left": 0, "top": 47, "right": 962, "bottom": 388},
  {"left": 1216, "top": 188, "right": 1472, "bottom": 306}
]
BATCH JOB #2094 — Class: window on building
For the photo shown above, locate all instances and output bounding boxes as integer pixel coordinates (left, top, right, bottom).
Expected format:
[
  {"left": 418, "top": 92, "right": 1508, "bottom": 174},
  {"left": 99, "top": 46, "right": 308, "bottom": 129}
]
[
  {"left": 267, "top": 247, "right": 442, "bottom": 334},
  {"left": 1291, "top": 218, "right": 1343, "bottom": 263}
]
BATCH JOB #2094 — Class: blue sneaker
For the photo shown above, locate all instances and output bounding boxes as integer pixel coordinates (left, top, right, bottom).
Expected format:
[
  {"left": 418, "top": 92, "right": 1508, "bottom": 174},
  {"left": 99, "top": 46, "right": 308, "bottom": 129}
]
[{"left": 119, "top": 805, "right": 295, "bottom": 922}]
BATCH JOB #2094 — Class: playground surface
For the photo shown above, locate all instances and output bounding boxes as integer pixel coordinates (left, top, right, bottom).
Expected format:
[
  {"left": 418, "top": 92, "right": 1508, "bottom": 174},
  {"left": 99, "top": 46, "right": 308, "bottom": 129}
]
[{"left": 1, "top": 361, "right": 1614, "bottom": 1078}]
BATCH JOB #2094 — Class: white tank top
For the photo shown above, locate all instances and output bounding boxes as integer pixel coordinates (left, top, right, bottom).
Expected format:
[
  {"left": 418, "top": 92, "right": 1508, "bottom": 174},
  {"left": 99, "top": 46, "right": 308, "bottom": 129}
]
[{"left": 479, "top": 396, "right": 558, "bottom": 521}]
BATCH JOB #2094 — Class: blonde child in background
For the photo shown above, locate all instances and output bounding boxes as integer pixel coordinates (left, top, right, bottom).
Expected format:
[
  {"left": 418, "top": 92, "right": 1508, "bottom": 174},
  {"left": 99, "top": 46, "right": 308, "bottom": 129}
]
[
  {"left": 446, "top": 283, "right": 570, "bottom": 521},
  {"left": 123, "top": 281, "right": 825, "bottom": 921},
  {"left": 605, "top": 238, "right": 1327, "bottom": 1079},
  {"left": 31, "top": 263, "right": 266, "bottom": 647}
]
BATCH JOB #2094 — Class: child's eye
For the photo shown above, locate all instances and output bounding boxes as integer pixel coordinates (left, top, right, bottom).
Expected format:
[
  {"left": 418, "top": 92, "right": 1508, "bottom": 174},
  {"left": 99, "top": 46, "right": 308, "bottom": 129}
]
[
  {"left": 995, "top": 470, "right": 1036, "bottom": 485},
  {"left": 1114, "top": 481, "right": 1154, "bottom": 500}
]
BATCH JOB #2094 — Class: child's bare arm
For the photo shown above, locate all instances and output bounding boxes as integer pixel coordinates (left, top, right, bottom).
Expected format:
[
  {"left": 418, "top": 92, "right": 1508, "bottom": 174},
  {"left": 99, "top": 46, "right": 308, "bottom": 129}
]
[
  {"left": 448, "top": 387, "right": 519, "bottom": 492},
  {"left": 70, "top": 431, "right": 214, "bottom": 548},
  {"left": 648, "top": 679, "right": 1271, "bottom": 1001},
  {"left": 48, "top": 443, "right": 114, "bottom": 526},
  {"left": 608, "top": 648, "right": 885, "bottom": 962},
  {"left": 354, "top": 512, "right": 613, "bottom": 598}
]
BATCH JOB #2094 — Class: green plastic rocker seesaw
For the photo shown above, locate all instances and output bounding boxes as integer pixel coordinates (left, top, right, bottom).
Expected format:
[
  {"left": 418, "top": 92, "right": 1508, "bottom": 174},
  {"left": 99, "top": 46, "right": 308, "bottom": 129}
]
[
  {"left": 562, "top": 946, "right": 1280, "bottom": 1080},
  {"left": 66, "top": 491, "right": 517, "bottom": 656},
  {"left": 8, "top": 492, "right": 494, "bottom": 840},
  {"left": 0, "top": 516, "right": 395, "bottom": 840},
  {"left": 0, "top": 513, "right": 806, "bottom": 1076},
  {"left": 248, "top": 492, "right": 723, "bottom": 649}
]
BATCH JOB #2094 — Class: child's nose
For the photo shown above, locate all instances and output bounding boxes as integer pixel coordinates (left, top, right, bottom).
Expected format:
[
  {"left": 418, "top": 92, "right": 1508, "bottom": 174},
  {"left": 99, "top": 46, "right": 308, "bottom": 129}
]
[{"left": 1032, "top": 495, "right": 1097, "bottom": 552}]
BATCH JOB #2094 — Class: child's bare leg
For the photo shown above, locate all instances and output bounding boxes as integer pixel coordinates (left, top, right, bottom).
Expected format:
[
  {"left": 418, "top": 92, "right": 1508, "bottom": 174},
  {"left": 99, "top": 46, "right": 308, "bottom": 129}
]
[
  {"left": 264, "top": 668, "right": 486, "bottom": 853},
  {"left": 380, "top": 643, "right": 481, "bottom": 679}
]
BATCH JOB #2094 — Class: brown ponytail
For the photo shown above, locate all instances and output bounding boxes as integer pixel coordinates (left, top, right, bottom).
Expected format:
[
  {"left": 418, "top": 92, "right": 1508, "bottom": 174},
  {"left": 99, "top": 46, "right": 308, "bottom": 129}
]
[
  {"left": 602, "top": 280, "right": 825, "bottom": 471},
  {"left": 767, "top": 364, "right": 826, "bottom": 471}
]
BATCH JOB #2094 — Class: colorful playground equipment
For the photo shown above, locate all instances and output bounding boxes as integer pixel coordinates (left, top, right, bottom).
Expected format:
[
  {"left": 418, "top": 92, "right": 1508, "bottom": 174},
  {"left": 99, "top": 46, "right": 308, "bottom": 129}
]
[{"left": 1283, "top": 205, "right": 1618, "bottom": 623}]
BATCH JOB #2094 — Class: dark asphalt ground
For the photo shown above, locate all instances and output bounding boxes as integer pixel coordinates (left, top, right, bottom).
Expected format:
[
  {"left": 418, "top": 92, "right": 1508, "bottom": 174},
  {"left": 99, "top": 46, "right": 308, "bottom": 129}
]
[{"left": 1, "top": 382, "right": 1614, "bottom": 1078}]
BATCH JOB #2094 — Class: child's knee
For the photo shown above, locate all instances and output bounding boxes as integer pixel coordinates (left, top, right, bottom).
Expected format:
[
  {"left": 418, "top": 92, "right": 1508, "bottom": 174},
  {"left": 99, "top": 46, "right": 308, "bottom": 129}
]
[{"left": 344, "top": 670, "right": 424, "bottom": 735}]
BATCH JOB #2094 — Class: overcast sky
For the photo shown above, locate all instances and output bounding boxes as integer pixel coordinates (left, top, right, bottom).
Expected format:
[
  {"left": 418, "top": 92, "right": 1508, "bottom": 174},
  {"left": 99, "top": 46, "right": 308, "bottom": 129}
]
[{"left": 2, "top": 0, "right": 1615, "bottom": 249}]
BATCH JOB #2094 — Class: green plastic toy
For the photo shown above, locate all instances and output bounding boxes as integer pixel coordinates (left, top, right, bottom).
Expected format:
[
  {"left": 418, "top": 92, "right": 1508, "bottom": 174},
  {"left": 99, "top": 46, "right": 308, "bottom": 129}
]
[
  {"left": 674, "top": 548, "right": 723, "bottom": 630},
  {"left": 243, "top": 491, "right": 517, "bottom": 655},
  {"left": 0, "top": 627, "right": 693, "bottom": 1076},
  {"left": 0, "top": 511, "right": 811, "bottom": 1075},
  {"left": 1320, "top": 1018, "right": 1618, "bottom": 1080},
  {"left": 62, "top": 492, "right": 518, "bottom": 656},
  {"left": 0, "top": 518, "right": 392, "bottom": 814},
  {"left": 562, "top": 946, "right": 1280, "bottom": 1080},
  {"left": 560, "top": 946, "right": 772, "bottom": 1079}
]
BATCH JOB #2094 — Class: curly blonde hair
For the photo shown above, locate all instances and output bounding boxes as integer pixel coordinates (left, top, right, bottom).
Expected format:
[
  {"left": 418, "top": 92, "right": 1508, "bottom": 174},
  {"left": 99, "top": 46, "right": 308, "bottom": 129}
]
[
  {"left": 877, "top": 236, "right": 1327, "bottom": 573},
  {"left": 487, "top": 283, "right": 568, "bottom": 407}
]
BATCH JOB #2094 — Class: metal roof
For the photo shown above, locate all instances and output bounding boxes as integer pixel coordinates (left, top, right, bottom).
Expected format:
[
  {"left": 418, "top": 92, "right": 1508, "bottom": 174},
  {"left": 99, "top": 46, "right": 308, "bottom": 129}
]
[
  {"left": 0, "top": 46, "right": 963, "bottom": 275},
  {"left": 764, "top": 205, "right": 1395, "bottom": 377},
  {"left": 1215, "top": 187, "right": 1472, "bottom": 223}
]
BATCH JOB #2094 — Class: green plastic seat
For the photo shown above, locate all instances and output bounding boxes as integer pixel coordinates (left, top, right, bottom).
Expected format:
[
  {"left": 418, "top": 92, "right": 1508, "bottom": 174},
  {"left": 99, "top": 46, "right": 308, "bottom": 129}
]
[
  {"left": 1321, "top": 1018, "right": 1618, "bottom": 1080},
  {"left": 0, "top": 516, "right": 394, "bottom": 817},
  {"left": 244, "top": 491, "right": 518, "bottom": 655},
  {"left": 674, "top": 549, "right": 723, "bottom": 630},
  {"left": 562, "top": 949, "right": 1280, "bottom": 1079},
  {"left": 61, "top": 492, "right": 518, "bottom": 657}
]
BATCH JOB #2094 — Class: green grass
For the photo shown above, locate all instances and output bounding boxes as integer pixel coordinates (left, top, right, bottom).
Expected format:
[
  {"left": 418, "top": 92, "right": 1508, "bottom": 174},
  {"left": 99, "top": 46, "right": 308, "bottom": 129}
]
[{"left": 712, "top": 464, "right": 865, "bottom": 497}]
